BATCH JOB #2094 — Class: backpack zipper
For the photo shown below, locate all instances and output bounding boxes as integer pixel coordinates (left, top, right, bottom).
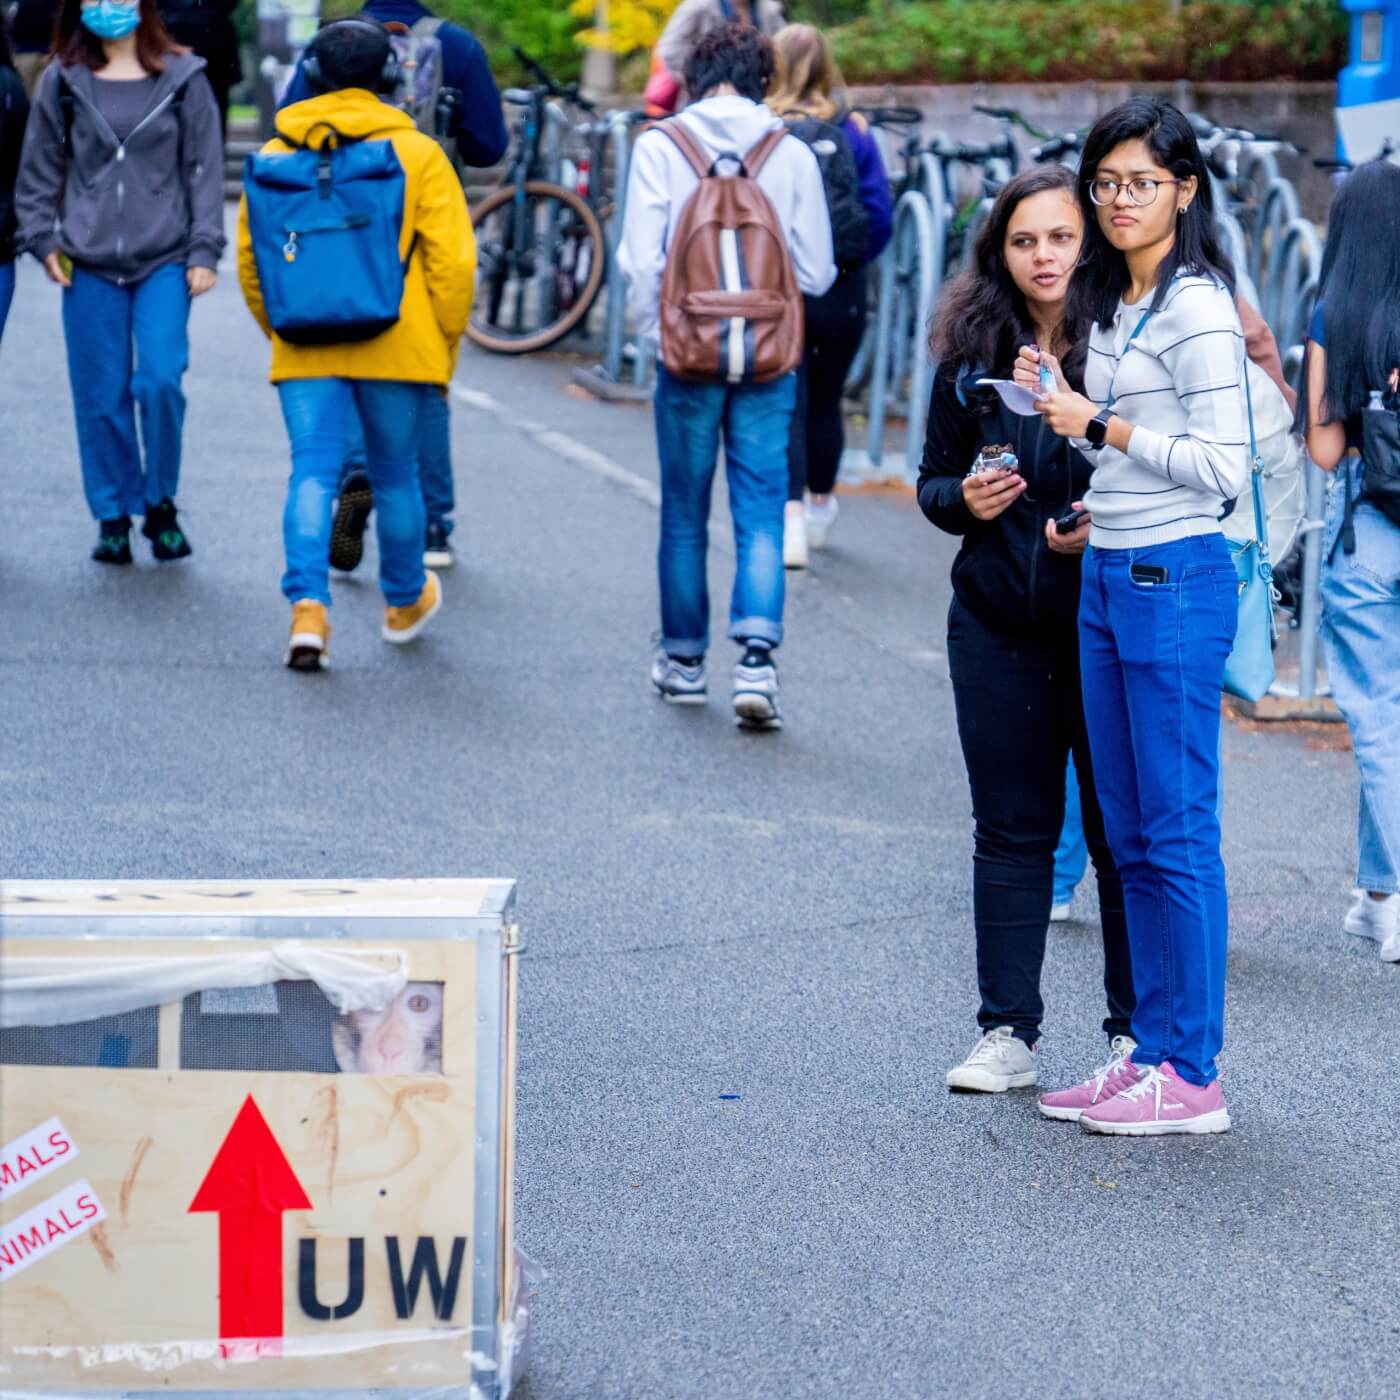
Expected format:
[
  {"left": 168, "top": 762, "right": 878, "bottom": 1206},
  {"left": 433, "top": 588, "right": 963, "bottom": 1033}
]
[{"left": 281, "top": 215, "right": 371, "bottom": 263}]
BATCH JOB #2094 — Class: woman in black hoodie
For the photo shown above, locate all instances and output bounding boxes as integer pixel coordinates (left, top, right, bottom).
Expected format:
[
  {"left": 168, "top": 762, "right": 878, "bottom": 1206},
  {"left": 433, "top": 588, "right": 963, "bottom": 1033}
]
[{"left": 918, "top": 166, "right": 1134, "bottom": 1113}]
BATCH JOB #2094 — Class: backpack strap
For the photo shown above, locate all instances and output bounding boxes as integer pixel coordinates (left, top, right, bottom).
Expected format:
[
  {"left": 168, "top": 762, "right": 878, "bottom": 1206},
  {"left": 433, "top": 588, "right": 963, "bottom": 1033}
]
[
  {"left": 744, "top": 126, "right": 788, "bottom": 179},
  {"left": 410, "top": 15, "right": 445, "bottom": 38},
  {"left": 657, "top": 120, "right": 712, "bottom": 179}
]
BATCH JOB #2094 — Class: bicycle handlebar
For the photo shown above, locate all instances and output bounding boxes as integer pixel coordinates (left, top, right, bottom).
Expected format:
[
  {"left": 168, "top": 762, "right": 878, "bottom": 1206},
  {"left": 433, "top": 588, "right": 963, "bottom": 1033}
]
[
  {"left": 931, "top": 135, "right": 1016, "bottom": 165},
  {"left": 1031, "top": 132, "right": 1084, "bottom": 162},
  {"left": 510, "top": 45, "right": 597, "bottom": 111},
  {"left": 853, "top": 105, "right": 923, "bottom": 130},
  {"left": 972, "top": 104, "right": 1051, "bottom": 140}
]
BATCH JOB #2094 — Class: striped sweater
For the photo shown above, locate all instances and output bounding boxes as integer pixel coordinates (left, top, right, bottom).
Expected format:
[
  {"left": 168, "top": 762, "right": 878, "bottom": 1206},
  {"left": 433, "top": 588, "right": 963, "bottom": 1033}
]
[{"left": 1079, "top": 273, "right": 1251, "bottom": 549}]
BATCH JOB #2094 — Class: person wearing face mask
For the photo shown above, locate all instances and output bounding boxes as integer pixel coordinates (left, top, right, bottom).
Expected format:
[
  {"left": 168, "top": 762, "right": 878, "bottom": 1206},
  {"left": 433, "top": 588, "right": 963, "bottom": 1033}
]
[
  {"left": 1015, "top": 98, "right": 1249, "bottom": 1136},
  {"left": 15, "top": 0, "right": 224, "bottom": 564},
  {"left": 918, "top": 166, "right": 1135, "bottom": 1109}
]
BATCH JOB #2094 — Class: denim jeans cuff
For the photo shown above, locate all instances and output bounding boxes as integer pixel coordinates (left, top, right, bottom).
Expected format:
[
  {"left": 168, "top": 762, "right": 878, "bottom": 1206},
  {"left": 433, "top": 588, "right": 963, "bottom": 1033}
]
[
  {"left": 662, "top": 635, "right": 708, "bottom": 658},
  {"left": 728, "top": 616, "right": 783, "bottom": 649},
  {"left": 1357, "top": 873, "right": 1400, "bottom": 896}
]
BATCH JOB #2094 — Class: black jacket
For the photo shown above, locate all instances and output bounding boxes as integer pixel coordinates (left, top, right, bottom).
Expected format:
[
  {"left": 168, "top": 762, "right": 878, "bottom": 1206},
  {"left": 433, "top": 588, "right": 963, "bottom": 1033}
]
[
  {"left": 918, "top": 364, "right": 1091, "bottom": 635},
  {"left": 1, "top": 68, "right": 29, "bottom": 263}
]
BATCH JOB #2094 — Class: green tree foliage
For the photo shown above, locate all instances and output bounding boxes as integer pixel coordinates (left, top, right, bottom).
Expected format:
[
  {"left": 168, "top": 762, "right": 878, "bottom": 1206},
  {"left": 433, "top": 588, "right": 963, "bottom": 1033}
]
[{"left": 828, "top": 0, "right": 1347, "bottom": 84}]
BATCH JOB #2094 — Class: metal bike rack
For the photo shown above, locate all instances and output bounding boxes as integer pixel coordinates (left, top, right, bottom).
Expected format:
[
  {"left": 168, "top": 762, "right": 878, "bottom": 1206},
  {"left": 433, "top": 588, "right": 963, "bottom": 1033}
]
[
  {"left": 1265, "top": 218, "right": 1323, "bottom": 352},
  {"left": 572, "top": 111, "right": 654, "bottom": 402},
  {"left": 865, "top": 190, "right": 939, "bottom": 478},
  {"left": 1252, "top": 178, "right": 1302, "bottom": 327}
]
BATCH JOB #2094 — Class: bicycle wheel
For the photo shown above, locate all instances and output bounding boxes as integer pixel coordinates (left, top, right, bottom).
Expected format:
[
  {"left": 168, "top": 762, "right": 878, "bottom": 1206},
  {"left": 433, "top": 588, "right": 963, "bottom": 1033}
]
[{"left": 467, "top": 181, "right": 607, "bottom": 354}]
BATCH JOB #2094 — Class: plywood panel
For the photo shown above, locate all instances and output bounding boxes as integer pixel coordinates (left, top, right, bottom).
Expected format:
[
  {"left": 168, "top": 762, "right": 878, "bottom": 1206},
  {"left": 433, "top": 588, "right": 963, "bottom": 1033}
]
[{"left": 0, "top": 938, "right": 493, "bottom": 1391}]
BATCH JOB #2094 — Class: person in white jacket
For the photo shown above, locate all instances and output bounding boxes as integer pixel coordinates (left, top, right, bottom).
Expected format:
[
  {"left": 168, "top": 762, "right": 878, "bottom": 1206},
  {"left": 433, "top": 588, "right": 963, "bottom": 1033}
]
[{"left": 619, "top": 21, "right": 834, "bottom": 732}]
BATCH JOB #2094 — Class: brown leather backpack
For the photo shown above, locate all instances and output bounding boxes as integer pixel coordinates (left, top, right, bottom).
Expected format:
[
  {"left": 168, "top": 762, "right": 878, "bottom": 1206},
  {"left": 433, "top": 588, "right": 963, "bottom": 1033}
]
[{"left": 655, "top": 121, "right": 804, "bottom": 384}]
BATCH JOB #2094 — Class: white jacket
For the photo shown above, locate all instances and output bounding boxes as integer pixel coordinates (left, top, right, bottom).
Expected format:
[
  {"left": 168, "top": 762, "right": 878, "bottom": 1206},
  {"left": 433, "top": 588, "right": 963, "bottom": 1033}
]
[{"left": 618, "top": 95, "right": 837, "bottom": 346}]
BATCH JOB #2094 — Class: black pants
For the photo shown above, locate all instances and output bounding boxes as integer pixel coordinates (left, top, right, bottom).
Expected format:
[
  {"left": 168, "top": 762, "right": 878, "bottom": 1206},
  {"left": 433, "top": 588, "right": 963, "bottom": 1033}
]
[
  {"left": 946, "top": 596, "right": 1134, "bottom": 1046},
  {"left": 788, "top": 267, "right": 866, "bottom": 502}
]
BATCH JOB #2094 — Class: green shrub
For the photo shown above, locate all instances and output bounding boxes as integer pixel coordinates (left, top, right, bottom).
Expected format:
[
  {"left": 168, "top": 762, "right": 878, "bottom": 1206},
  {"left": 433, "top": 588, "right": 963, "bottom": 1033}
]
[{"left": 829, "top": 0, "right": 1346, "bottom": 84}]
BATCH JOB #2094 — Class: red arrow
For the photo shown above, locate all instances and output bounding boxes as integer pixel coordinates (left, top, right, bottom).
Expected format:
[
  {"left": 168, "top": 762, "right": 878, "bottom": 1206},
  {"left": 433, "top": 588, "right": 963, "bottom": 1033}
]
[{"left": 189, "top": 1095, "right": 312, "bottom": 1354}]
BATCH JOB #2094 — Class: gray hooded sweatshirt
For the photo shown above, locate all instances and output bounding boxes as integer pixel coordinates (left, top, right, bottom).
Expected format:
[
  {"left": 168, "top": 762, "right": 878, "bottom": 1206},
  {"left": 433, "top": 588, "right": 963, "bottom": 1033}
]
[{"left": 15, "top": 52, "right": 225, "bottom": 285}]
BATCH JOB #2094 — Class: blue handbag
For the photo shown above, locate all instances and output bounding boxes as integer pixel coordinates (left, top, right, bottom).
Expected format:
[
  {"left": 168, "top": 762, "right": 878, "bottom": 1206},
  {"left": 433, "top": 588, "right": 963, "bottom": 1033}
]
[{"left": 1222, "top": 365, "right": 1277, "bottom": 702}]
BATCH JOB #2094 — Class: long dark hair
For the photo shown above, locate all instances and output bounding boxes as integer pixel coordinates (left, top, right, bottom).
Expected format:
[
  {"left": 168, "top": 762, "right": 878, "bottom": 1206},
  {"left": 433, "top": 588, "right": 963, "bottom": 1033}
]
[
  {"left": 932, "top": 165, "right": 1088, "bottom": 388},
  {"left": 1068, "top": 98, "right": 1234, "bottom": 329},
  {"left": 1314, "top": 160, "right": 1400, "bottom": 424},
  {"left": 56, "top": 0, "right": 182, "bottom": 74},
  {"left": 1, "top": 18, "right": 14, "bottom": 70}
]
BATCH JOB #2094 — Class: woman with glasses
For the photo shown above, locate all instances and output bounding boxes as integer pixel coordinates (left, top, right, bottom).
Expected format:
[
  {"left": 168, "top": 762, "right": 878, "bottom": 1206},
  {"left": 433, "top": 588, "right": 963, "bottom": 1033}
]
[
  {"left": 1015, "top": 98, "right": 1248, "bottom": 1135},
  {"left": 919, "top": 166, "right": 1135, "bottom": 1105}
]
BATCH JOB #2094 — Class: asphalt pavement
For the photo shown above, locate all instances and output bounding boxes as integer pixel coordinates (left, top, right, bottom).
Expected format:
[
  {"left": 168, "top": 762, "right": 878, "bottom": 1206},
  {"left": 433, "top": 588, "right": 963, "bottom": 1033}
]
[{"left": 2, "top": 247, "right": 1397, "bottom": 1400}]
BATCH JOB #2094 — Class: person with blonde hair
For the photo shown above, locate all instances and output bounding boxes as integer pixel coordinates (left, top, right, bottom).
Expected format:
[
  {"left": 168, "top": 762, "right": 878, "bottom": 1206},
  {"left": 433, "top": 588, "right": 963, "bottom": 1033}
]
[{"left": 767, "top": 22, "right": 891, "bottom": 565}]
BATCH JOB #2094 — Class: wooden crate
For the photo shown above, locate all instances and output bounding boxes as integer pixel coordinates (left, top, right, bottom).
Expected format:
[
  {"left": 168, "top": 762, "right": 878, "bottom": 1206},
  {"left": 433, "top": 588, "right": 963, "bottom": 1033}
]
[{"left": 0, "top": 880, "right": 522, "bottom": 1397}]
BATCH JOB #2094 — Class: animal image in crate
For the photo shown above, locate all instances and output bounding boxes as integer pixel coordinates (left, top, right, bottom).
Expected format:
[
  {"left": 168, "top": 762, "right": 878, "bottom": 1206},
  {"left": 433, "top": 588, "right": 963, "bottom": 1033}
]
[{"left": 0, "top": 880, "right": 525, "bottom": 1398}]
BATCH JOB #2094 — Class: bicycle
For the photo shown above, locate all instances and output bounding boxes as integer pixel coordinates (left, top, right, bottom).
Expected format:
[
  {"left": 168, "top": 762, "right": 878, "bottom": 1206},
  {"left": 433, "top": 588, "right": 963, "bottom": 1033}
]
[{"left": 466, "top": 48, "right": 607, "bottom": 355}]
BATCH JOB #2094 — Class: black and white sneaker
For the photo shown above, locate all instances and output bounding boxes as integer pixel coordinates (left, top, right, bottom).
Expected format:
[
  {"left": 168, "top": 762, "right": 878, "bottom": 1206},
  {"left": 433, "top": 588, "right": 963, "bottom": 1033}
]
[
  {"left": 423, "top": 521, "right": 455, "bottom": 569},
  {"left": 733, "top": 647, "right": 781, "bottom": 730},
  {"left": 329, "top": 472, "right": 374, "bottom": 573},
  {"left": 650, "top": 651, "right": 707, "bottom": 705}
]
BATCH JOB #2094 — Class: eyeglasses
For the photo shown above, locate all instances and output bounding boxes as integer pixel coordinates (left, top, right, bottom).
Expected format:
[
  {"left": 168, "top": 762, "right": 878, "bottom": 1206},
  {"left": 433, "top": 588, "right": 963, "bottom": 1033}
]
[{"left": 1088, "top": 177, "right": 1182, "bottom": 207}]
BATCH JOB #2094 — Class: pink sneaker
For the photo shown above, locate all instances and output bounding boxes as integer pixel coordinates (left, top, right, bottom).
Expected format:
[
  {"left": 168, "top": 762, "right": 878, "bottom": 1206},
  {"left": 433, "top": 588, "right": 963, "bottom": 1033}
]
[
  {"left": 1037, "top": 1035, "right": 1139, "bottom": 1122},
  {"left": 1079, "top": 1060, "right": 1231, "bottom": 1136}
]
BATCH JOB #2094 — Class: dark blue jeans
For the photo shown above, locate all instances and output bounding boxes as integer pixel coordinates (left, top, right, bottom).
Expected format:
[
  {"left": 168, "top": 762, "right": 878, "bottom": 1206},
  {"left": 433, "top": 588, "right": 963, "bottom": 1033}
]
[
  {"left": 61, "top": 262, "right": 190, "bottom": 520},
  {"left": 1079, "top": 534, "right": 1238, "bottom": 1086},
  {"left": 277, "top": 378, "right": 427, "bottom": 608},
  {"left": 342, "top": 386, "right": 454, "bottom": 535},
  {"left": 654, "top": 367, "right": 795, "bottom": 655},
  {"left": 0, "top": 261, "right": 14, "bottom": 345}
]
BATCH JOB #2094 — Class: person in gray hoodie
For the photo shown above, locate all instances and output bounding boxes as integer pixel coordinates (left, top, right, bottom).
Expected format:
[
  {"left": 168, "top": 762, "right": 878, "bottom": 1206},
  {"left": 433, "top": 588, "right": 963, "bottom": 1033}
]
[{"left": 15, "top": 0, "right": 224, "bottom": 565}]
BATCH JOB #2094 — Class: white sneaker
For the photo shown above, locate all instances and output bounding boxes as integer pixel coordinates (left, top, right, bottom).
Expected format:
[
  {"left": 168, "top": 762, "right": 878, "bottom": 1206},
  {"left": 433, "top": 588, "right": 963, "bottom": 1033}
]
[
  {"left": 945, "top": 1026, "right": 1039, "bottom": 1093},
  {"left": 804, "top": 495, "right": 839, "bottom": 549},
  {"left": 1049, "top": 902, "right": 1072, "bottom": 923},
  {"left": 783, "top": 502, "right": 808, "bottom": 569},
  {"left": 1345, "top": 889, "right": 1398, "bottom": 945},
  {"left": 651, "top": 651, "right": 707, "bottom": 705}
]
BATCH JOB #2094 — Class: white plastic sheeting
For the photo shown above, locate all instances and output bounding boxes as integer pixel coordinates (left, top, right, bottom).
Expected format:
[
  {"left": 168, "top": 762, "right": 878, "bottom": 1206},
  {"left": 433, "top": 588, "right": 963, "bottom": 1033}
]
[{"left": 0, "top": 943, "right": 407, "bottom": 1028}]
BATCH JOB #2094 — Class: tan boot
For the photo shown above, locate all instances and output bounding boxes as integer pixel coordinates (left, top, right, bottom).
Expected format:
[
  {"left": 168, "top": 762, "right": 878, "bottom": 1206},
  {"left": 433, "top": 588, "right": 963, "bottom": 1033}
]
[
  {"left": 382, "top": 571, "right": 442, "bottom": 645},
  {"left": 287, "top": 599, "right": 331, "bottom": 671}
]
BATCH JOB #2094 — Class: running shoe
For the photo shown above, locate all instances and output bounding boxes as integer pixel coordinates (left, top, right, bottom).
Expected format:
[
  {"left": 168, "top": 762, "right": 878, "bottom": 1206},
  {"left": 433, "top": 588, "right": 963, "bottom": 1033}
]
[
  {"left": 1038, "top": 1035, "right": 1139, "bottom": 1121},
  {"left": 92, "top": 516, "right": 133, "bottom": 565},
  {"left": 423, "top": 521, "right": 455, "bottom": 570},
  {"left": 783, "top": 501, "right": 808, "bottom": 569},
  {"left": 1079, "top": 1060, "right": 1230, "bottom": 1136},
  {"left": 946, "top": 1025, "right": 1039, "bottom": 1093},
  {"left": 733, "top": 647, "right": 781, "bottom": 730},
  {"left": 142, "top": 499, "right": 192, "bottom": 561},
  {"left": 1345, "top": 889, "right": 1397, "bottom": 944},
  {"left": 330, "top": 472, "right": 374, "bottom": 573},
  {"left": 804, "top": 495, "right": 839, "bottom": 550},
  {"left": 650, "top": 652, "right": 707, "bottom": 705}
]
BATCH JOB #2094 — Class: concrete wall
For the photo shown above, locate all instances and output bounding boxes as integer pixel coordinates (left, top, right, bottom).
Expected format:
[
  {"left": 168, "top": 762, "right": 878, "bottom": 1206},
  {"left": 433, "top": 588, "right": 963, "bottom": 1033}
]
[{"left": 846, "top": 81, "right": 1338, "bottom": 222}]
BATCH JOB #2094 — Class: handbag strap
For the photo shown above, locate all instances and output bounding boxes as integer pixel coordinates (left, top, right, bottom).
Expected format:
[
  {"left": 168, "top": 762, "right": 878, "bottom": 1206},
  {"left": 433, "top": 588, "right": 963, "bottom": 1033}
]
[
  {"left": 1104, "top": 308, "right": 1153, "bottom": 411},
  {"left": 1241, "top": 359, "right": 1272, "bottom": 582}
]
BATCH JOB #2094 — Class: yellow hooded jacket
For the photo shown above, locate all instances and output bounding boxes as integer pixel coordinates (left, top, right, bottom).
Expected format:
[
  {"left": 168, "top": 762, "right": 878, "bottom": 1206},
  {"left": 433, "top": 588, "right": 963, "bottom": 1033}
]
[{"left": 237, "top": 90, "right": 476, "bottom": 385}]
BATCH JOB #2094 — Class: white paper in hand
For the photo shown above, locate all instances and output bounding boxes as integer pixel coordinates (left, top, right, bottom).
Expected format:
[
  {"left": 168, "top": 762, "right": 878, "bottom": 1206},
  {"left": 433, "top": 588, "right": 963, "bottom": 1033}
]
[{"left": 976, "top": 378, "right": 1043, "bottom": 417}]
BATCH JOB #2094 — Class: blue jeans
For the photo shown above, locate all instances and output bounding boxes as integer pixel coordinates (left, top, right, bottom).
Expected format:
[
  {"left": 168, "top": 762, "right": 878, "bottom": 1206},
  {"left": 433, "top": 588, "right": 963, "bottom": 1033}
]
[
  {"left": 1053, "top": 755, "right": 1088, "bottom": 906},
  {"left": 1322, "top": 474, "right": 1400, "bottom": 894},
  {"left": 1079, "top": 534, "right": 1238, "bottom": 1086},
  {"left": 61, "top": 262, "right": 190, "bottom": 520},
  {"left": 277, "top": 378, "right": 427, "bottom": 608},
  {"left": 0, "top": 260, "right": 15, "bottom": 345},
  {"left": 654, "top": 367, "right": 795, "bottom": 654},
  {"left": 342, "top": 387, "right": 454, "bottom": 535}
]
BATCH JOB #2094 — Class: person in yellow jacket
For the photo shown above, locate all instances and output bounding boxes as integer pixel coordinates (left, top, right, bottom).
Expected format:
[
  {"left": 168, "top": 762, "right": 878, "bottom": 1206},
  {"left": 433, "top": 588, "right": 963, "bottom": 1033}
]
[{"left": 237, "top": 17, "right": 475, "bottom": 671}]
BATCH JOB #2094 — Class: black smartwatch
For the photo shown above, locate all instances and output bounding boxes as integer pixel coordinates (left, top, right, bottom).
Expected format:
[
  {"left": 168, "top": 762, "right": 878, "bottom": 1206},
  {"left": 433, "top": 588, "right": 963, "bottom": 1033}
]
[{"left": 1084, "top": 410, "right": 1113, "bottom": 449}]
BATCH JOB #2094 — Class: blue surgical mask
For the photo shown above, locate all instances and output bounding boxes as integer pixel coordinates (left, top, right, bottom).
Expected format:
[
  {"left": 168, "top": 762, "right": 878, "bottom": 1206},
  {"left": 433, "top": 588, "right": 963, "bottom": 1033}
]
[{"left": 81, "top": 1, "right": 141, "bottom": 41}]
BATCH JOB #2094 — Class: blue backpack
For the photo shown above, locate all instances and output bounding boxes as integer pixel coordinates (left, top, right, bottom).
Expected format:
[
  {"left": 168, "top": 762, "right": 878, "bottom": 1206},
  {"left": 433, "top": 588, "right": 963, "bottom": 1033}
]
[{"left": 244, "top": 129, "right": 415, "bottom": 345}]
